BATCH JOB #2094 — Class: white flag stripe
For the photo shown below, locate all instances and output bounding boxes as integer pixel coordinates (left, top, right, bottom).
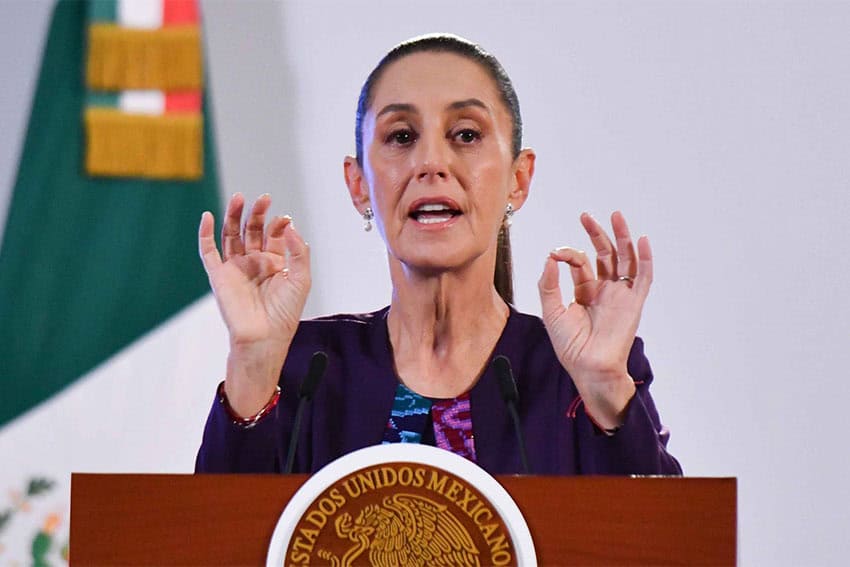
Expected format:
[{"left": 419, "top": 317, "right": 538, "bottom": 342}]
[
  {"left": 118, "top": 0, "right": 163, "bottom": 29},
  {"left": 119, "top": 90, "right": 166, "bottom": 115},
  {"left": 0, "top": 294, "right": 227, "bottom": 563}
]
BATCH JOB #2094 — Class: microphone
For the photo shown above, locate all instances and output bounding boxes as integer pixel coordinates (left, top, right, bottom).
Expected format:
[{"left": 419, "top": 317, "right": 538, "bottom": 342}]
[
  {"left": 284, "top": 351, "right": 328, "bottom": 474},
  {"left": 493, "top": 355, "right": 530, "bottom": 474}
]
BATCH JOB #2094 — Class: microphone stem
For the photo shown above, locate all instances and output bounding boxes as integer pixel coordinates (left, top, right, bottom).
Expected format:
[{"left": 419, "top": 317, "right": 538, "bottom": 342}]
[
  {"left": 507, "top": 402, "right": 530, "bottom": 474},
  {"left": 284, "top": 398, "right": 307, "bottom": 474}
]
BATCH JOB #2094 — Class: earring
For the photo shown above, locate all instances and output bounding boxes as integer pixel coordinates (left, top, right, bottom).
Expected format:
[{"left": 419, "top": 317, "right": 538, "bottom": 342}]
[
  {"left": 363, "top": 207, "right": 374, "bottom": 232},
  {"left": 504, "top": 203, "right": 514, "bottom": 227}
]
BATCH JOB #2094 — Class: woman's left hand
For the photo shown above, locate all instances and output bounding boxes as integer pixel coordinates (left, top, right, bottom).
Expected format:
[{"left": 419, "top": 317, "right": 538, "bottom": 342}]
[{"left": 537, "top": 211, "right": 653, "bottom": 430}]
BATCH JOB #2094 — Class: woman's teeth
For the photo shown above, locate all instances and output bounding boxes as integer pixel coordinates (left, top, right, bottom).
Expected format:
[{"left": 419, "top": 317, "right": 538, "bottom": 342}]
[
  {"left": 417, "top": 214, "right": 453, "bottom": 224},
  {"left": 411, "top": 203, "right": 458, "bottom": 223}
]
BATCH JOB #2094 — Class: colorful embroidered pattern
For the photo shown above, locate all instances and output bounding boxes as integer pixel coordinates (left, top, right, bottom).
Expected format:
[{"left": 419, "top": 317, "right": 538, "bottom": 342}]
[
  {"left": 432, "top": 395, "right": 476, "bottom": 463},
  {"left": 382, "top": 384, "right": 431, "bottom": 444},
  {"left": 382, "top": 383, "right": 477, "bottom": 463}
]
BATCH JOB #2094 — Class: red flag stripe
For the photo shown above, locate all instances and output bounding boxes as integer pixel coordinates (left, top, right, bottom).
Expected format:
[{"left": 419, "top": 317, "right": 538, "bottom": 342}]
[
  {"left": 165, "top": 91, "right": 202, "bottom": 113},
  {"left": 163, "top": 0, "right": 199, "bottom": 26}
]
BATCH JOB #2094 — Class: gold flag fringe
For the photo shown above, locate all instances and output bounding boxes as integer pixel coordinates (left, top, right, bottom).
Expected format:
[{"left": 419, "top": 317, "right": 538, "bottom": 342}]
[
  {"left": 86, "top": 24, "right": 202, "bottom": 91},
  {"left": 85, "top": 109, "right": 203, "bottom": 180}
]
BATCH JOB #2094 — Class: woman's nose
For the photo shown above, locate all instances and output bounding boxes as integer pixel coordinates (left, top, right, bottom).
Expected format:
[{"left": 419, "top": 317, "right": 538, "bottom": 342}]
[{"left": 414, "top": 134, "right": 450, "bottom": 182}]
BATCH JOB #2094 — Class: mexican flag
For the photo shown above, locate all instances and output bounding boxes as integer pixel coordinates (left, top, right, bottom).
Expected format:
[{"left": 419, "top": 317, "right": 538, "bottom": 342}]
[{"left": 0, "top": 1, "right": 224, "bottom": 562}]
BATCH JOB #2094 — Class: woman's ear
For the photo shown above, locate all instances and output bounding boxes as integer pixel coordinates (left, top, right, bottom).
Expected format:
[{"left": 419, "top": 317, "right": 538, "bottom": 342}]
[
  {"left": 509, "top": 148, "right": 536, "bottom": 211},
  {"left": 343, "top": 155, "right": 370, "bottom": 214}
]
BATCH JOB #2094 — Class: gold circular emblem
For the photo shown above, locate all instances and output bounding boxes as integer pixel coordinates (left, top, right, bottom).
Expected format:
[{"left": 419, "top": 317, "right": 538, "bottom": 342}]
[
  {"left": 268, "top": 445, "right": 535, "bottom": 566},
  {"left": 285, "top": 462, "right": 517, "bottom": 566}
]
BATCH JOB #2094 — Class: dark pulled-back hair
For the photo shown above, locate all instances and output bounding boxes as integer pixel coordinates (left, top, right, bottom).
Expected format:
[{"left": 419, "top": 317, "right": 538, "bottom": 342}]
[{"left": 354, "top": 34, "right": 523, "bottom": 305}]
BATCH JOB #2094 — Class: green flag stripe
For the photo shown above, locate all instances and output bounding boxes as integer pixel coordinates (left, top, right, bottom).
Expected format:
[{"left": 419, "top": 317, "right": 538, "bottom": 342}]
[
  {"left": 88, "top": 0, "right": 117, "bottom": 23},
  {"left": 86, "top": 91, "right": 119, "bottom": 107}
]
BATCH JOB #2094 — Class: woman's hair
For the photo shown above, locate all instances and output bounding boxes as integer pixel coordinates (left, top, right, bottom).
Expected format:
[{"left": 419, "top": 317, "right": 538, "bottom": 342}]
[{"left": 355, "top": 34, "right": 523, "bottom": 305}]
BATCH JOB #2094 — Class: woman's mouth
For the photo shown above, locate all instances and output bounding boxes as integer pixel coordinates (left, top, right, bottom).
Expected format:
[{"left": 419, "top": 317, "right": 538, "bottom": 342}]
[{"left": 408, "top": 202, "right": 462, "bottom": 225}]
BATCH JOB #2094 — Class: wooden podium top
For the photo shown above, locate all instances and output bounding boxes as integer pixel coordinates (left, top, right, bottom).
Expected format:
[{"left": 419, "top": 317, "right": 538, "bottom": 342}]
[{"left": 70, "top": 474, "right": 735, "bottom": 566}]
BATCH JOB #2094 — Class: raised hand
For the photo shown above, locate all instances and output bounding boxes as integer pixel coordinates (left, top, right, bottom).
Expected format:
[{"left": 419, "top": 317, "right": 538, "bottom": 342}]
[
  {"left": 198, "top": 193, "right": 311, "bottom": 416},
  {"left": 537, "top": 211, "right": 652, "bottom": 430}
]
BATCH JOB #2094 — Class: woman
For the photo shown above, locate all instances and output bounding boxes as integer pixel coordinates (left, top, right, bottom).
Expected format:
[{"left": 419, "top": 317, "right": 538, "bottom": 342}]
[{"left": 195, "top": 34, "right": 681, "bottom": 476}]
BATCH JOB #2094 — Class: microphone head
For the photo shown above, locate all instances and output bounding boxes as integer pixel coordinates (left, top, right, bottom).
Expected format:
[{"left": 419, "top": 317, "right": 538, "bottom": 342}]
[
  {"left": 299, "top": 351, "right": 328, "bottom": 400},
  {"left": 493, "top": 355, "right": 519, "bottom": 404}
]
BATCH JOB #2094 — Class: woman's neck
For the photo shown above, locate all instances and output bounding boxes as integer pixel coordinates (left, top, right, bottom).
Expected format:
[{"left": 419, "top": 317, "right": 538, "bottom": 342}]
[{"left": 386, "top": 259, "right": 510, "bottom": 398}]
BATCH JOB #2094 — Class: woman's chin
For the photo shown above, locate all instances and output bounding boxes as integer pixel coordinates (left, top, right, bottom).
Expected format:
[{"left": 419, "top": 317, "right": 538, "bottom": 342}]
[{"left": 391, "top": 249, "right": 485, "bottom": 279}]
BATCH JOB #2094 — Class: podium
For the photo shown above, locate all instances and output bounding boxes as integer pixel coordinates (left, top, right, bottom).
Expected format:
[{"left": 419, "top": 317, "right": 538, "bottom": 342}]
[{"left": 70, "top": 473, "right": 735, "bottom": 565}]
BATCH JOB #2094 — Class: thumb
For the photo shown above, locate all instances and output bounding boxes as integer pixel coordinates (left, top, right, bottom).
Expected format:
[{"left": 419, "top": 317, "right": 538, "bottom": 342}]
[
  {"left": 283, "top": 221, "right": 311, "bottom": 279},
  {"left": 198, "top": 211, "right": 222, "bottom": 275},
  {"left": 538, "top": 256, "right": 565, "bottom": 320}
]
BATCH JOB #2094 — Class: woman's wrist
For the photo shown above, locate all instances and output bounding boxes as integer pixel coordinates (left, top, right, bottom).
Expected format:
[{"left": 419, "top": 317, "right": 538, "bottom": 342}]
[
  {"left": 579, "top": 375, "right": 636, "bottom": 431},
  {"left": 224, "top": 340, "right": 289, "bottom": 416}
]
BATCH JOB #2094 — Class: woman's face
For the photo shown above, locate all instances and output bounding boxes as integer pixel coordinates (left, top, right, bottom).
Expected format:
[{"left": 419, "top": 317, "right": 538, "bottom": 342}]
[{"left": 346, "top": 51, "right": 533, "bottom": 275}]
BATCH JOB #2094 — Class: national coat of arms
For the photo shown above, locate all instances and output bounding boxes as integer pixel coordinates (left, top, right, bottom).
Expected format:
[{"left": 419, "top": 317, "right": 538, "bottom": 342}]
[
  {"left": 272, "top": 445, "right": 535, "bottom": 567},
  {"left": 317, "top": 492, "right": 479, "bottom": 566}
]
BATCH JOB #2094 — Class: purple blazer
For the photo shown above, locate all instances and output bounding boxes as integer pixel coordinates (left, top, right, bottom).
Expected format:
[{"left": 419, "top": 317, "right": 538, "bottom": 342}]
[{"left": 195, "top": 307, "right": 682, "bottom": 476}]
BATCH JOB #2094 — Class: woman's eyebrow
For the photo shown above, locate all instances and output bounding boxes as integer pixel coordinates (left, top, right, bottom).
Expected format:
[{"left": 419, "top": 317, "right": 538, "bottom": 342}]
[
  {"left": 376, "top": 103, "right": 417, "bottom": 118},
  {"left": 447, "top": 98, "right": 490, "bottom": 113}
]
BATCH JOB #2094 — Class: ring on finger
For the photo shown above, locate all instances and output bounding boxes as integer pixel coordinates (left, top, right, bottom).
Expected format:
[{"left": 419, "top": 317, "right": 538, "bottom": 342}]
[{"left": 617, "top": 275, "right": 634, "bottom": 284}]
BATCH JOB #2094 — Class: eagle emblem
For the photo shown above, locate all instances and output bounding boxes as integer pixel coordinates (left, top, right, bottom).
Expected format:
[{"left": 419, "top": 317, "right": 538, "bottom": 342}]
[{"left": 316, "top": 493, "right": 481, "bottom": 566}]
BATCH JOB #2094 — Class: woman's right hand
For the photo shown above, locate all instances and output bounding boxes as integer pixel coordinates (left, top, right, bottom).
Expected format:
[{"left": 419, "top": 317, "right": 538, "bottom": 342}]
[{"left": 198, "top": 193, "right": 311, "bottom": 416}]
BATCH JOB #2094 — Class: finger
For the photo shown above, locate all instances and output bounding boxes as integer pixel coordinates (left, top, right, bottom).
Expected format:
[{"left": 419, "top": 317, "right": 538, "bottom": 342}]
[
  {"left": 283, "top": 221, "right": 310, "bottom": 281},
  {"left": 634, "top": 235, "right": 654, "bottom": 295},
  {"left": 264, "top": 215, "right": 292, "bottom": 256},
  {"left": 221, "top": 193, "right": 245, "bottom": 261},
  {"left": 580, "top": 212, "right": 617, "bottom": 280},
  {"left": 198, "top": 211, "right": 222, "bottom": 273},
  {"left": 549, "top": 247, "right": 599, "bottom": 305},
  {"left": 243, "top": 194, "right": 271, "bottom": 253},
  {"left": 549, "top": 247, "right": 595, "bottom": 288},
  {"left": 538, "top": 256, "right": 565, "bottom": 318},
  {"left": 611, "top": 211, "right": 637, "bottom": 279}
]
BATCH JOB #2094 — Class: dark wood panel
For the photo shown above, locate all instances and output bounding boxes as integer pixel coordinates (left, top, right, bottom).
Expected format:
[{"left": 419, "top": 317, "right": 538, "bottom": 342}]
[
  {"left": 70, "top": 474, "right": 735, "bottom": 566},
  {"left": 499, "top": 476, "right": 736, "bottom": 566}
]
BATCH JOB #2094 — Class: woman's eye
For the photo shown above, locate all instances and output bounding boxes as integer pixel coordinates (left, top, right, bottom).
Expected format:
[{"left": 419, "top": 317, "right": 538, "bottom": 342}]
[
  {"left": 387, "top": 129, "right": 416, "bottom": 145},
  {"left": 454, "top": 129, "right": 481, "bottom": 144}
]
